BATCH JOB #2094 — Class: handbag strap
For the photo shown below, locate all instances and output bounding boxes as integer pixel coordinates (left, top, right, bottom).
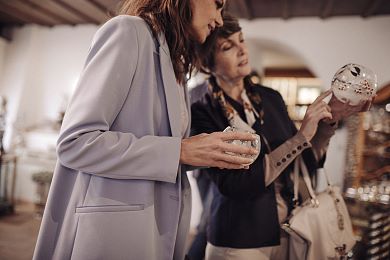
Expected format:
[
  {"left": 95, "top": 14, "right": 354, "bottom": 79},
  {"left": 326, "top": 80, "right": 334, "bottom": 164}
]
[
  {"left": 299, "top": 157, "right": 319, "bottom": 206},
  {"left": 293, "top": 156, "right": 300, "bottom": 206},
  {"left": 293, "top": 155, "right": 320, "bottom": 207},
  {"left": 317, "top": 167, "right": 332, "bottom": 187}
]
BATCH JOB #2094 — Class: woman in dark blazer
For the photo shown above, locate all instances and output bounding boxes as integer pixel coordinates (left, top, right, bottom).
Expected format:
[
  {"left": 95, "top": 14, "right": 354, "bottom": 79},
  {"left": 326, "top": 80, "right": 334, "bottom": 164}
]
[{"left": 191, "top": 13, "right": 370, "bottom": 260}]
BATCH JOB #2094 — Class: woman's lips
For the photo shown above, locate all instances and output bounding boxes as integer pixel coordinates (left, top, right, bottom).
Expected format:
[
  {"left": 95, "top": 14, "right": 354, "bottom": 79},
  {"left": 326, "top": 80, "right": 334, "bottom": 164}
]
[{"left": 238, "top": 59, "right": 248, "bottom": 66}]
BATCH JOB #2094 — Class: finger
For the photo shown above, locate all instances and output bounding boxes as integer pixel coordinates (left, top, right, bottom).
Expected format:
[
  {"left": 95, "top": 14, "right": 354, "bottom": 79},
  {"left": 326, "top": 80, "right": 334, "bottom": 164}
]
[
  {"left": 307, "top": 100, "right": 326, "bottom": 111},
  {"left": 325, "top": 104, "right": 331, "bottom": 113},
  {"left": 221, "top": 142, "right": 259, "bottom": 155},
  {"left": 214, "top": 161, "right": 248, "bottom": 170},
  {"left": 317, "top": 101, "right": 332, "bottom": 112},
  {"left": 306, "top": 104, "right": 331, "bottom": 120},
  {"left": 320, "top": 111, "right": 333, "bottom": 121},
  {"left": 217, "top": 131, "right": 256, "bottom": 141},
  {"left": 360, "top": 98, "right": 373, "bottom": 112},
  {"left": 312, "top": 90, "right": 332, "bottom": 105},
  {"left": 213, "top": 152, "right": 254, "bottom": 165},
  {"left": 311, "top": 109, "right": 333, "bottom": 121}
]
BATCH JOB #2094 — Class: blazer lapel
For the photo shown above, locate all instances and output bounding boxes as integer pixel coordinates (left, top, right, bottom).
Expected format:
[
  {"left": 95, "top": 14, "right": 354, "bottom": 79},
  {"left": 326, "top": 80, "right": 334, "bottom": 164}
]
[
  {"left": 184, "top": 84, "right": 191, "bottom": 138},
  {"left": 158, "top": 33, "right": 181, "bottom": 137}
]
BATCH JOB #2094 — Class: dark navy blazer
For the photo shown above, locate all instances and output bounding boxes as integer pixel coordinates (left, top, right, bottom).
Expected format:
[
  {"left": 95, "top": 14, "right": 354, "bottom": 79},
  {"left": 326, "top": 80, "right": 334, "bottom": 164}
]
[{"left": 191, "top": 82, "right": 319, "bottom": 248}]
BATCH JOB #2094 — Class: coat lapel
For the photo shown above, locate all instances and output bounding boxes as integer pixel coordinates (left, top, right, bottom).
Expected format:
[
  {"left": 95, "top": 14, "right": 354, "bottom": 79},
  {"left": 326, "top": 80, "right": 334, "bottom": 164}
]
[
  {"left": 157, "top": 33, "right": 181, "bottom": 137},
  {"left": 183, "top": 84, "right": 191, "bottom": 138}
]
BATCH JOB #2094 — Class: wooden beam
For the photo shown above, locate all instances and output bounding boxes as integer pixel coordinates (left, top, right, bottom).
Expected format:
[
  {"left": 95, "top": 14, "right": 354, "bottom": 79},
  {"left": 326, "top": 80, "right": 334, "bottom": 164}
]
[
  {"left": 0, "top": 25, "right": 14, "bottom": 41},
  {"left": 282, "top": 0, "right": 290, "bottom": 20},
  {"left": 54, "top": 0, "right": 100, "bottom": 24},
  {"left": 4, "top": 0, "right": 65, "bottom": 25},
  {"left": 240, "top": 0, "right": 253, "bottom": 19},
  {"left": 321, "top": 0, "right": 335, "bottom": 19},
  {"left": 59, "top": 0, "right": 109, "bottom": 24},
  {"left": 92, "top": 0, "right": 120, "bottom": 15},
  {"left": 362, "top": 0, "right": 383, "bottom": 18},
  {"left": 0, "top": 10, "right": 24, "bottom": 24},
  {"left": 226, "top": 0, "right": 252, "bottom": 19},
  {"left": 87, "top": 0, "right": 112, "bottom": 17},
  {"left": 25, "top": 0, "right": 72, "bottom": 24},
  {"left": 0, "top": 1, "right": 49, "bottom": 25},
  {"left": 29, "top": 0, "right": 86, "bottom": 25}
]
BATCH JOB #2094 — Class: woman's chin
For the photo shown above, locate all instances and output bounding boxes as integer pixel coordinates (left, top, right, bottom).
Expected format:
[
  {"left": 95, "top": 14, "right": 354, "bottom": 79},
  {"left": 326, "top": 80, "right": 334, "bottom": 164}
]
[
  {"left": 240, "top": 66, "right": 252, "bottom": 77},
  {"left": 188, "top": 30, "right": 205, "bottom": 44},
  {"left": 198, "top": 33, "right": 208, "bottom": 44}
]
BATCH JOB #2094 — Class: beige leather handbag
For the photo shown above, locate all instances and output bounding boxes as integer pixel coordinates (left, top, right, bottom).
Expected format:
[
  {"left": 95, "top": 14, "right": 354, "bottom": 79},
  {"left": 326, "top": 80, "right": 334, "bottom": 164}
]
[{"left": 283, "top": 156, "right": 356, "bottom": 260}]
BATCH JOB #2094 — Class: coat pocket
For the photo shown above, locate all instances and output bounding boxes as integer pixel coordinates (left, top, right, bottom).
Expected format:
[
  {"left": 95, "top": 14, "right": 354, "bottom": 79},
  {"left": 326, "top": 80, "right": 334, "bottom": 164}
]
[
  {"left": 75, "top": 204, "right": 144, "bottom": 214},
  {"left": 71, "top": 205, "right": 155, "bottom": 260}
]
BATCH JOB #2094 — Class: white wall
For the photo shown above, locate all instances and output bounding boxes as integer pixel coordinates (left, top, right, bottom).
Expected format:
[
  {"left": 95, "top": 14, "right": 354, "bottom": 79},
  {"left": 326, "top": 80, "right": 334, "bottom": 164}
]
[
  {"left": 241, "top": 16, "right": 390, "bottom": 88},
  {"left": 0, "top": 24, "right": 98, "bottom": 202},
  {"left": 0, "top": 24, "right": 97, "bottom": 149}
]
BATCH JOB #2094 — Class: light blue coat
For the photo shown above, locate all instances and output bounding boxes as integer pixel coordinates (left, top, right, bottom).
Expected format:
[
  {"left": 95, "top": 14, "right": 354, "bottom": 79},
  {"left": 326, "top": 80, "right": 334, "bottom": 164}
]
[{"left": 33, "top": 15, "right": 192, "bottom": 260}]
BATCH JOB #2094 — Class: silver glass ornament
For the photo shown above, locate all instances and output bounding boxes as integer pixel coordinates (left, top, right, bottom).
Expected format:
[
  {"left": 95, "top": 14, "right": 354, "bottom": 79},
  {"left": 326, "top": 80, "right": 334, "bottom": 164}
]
[
  {"left": 223, "top": 126, "right": 261, "bottom": 163},
  {"left": 331, "top": 63, "right": 377, "bottom": 106}
]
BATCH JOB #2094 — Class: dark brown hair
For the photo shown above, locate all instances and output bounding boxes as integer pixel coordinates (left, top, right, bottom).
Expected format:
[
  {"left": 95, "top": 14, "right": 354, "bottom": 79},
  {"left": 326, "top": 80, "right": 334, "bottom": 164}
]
[
  {"left": 201, "top": 12, "right": 241, "bottom": 73},
  {"left": 117, "top": 0, "right": 202, "bottom": 84}
]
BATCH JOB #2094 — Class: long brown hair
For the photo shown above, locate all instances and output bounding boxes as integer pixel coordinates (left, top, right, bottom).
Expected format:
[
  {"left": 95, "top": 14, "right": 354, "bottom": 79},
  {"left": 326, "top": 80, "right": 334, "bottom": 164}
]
[{"left": 117, "top": 0, "right": 201, "bottom": 84}]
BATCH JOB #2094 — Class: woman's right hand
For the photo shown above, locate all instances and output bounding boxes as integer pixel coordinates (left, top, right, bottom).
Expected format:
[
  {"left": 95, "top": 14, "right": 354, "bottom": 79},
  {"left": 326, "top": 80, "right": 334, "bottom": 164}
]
[
  {"left": 299, "top": 90, "right": 333, "bottom": 141},
  {"left": 180, "top": 131, "right": 258, "bottom": 169}
]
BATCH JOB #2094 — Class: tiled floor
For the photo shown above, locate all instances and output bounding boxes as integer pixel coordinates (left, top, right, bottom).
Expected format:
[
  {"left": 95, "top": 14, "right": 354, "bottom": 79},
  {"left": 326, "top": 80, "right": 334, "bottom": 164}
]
[{"left": 0, "top": 203, "right": 41, "bottom": 260}]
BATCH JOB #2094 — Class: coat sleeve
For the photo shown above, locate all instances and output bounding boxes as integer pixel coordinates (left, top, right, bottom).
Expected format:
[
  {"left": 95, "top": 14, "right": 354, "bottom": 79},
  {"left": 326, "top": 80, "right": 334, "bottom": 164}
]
[
  {"left": 280, "top": 95, "right": 320, "bottom": 175},
  {"left": 57, "top": 16, "right": 181, "bottom": 183},
  {"left": 191, "top": 102, "right": 267, "bottom": 200}
]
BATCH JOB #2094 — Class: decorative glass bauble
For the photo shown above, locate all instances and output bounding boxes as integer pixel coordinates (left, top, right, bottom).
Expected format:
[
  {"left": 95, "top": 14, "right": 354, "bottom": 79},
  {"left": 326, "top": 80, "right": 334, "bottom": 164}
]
[
  {"left": 223, "top": 126, "right": 261, "bottom": 162},
  {"left": 331, "top": 63, "right": 377, "bottom": 106}
]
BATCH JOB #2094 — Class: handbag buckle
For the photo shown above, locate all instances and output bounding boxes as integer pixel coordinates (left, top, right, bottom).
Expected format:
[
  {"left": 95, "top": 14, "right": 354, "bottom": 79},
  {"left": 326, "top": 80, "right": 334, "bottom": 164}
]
[
  {"left": 292, "top": 198, "right": 299, "bottom": 207},
  {"left": 337, "top": 213, "right": 345, "bottom": 230},
  {"left": 310, "top": 198, "right": 319, "bottom": 208},
  {"left": 335, "top": 244, "right": 347, "bottom": 258}
]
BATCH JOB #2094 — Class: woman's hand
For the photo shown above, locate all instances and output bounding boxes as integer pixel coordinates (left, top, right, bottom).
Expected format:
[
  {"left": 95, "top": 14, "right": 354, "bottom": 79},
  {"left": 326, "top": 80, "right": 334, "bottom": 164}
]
[
  {"left": 299, "top": 90, "right": 333, "bottom": 141},
  {"left": 326, "top": 94, "right": 374, "bottom": 123},
  {"left": 180, "top": 131, "right": 258, "bottom": 169}
]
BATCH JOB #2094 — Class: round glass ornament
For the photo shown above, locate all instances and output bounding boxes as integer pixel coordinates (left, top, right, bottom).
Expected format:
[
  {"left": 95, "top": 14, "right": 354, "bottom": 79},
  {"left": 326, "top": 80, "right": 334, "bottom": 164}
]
[
  {"left": 223, "top": 126, "right": 261, "bottom": 163},
  {"left": 331, "top": 63, "right": 377, "bottom": 106}
]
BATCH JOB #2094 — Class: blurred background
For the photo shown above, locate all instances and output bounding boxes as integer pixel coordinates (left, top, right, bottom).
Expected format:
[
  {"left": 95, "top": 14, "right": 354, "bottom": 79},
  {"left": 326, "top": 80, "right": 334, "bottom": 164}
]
[{"left": 0, "top": 1, "right": 389, "bottom": 259}]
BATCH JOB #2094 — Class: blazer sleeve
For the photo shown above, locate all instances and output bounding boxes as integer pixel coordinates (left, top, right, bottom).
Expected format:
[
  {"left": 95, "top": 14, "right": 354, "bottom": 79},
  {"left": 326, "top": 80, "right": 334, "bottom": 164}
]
[
  {"left": 57, "top": 16, "right": 181, "bottom": 183},
  {"left": 191, "top": 102, "right": 267, "bottom": 200},
  {"left": 284, "top": 101, "right": 320, "bottom": 175}
]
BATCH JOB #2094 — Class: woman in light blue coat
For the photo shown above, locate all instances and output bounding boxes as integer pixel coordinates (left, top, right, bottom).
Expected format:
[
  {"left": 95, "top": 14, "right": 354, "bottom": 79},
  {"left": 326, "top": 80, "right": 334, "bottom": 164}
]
[{"left": 33, "top": 0, "right": 259, "bottom": 259}]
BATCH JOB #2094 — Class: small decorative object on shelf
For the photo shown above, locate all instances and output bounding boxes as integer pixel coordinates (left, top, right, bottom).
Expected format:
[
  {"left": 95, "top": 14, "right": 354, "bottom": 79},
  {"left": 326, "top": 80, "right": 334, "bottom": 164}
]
[
  {"left": 331, "top": 63, "right": 377, "bottom": 106},
  {"left": 32, "top": 171, "right": 53, "bottom": 217},
  {"left": 343, "top": 84, "right": 390, "bottom": 260}
]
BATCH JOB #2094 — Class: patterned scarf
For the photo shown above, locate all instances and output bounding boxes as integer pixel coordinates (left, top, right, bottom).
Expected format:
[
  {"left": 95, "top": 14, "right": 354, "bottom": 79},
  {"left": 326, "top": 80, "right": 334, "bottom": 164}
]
[{"left": 209, "top": 76, "right": 264, "bottom": 133}]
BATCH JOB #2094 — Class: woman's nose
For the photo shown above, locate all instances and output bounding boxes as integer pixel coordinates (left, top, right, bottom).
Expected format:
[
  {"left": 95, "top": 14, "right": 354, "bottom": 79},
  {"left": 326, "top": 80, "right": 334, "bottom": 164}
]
[
  {"left": 215, "top": 11, "right": 223, "bottom": 27},
  {"left": 238, "top": 44, "right": 246, "bottom": 56}
]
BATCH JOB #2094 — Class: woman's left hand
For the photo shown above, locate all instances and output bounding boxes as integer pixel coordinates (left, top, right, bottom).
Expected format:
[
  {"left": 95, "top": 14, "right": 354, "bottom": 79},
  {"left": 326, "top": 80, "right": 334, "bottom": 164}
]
[{"left": 326, "top": 94, "right": 374, "bottom": 123}]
